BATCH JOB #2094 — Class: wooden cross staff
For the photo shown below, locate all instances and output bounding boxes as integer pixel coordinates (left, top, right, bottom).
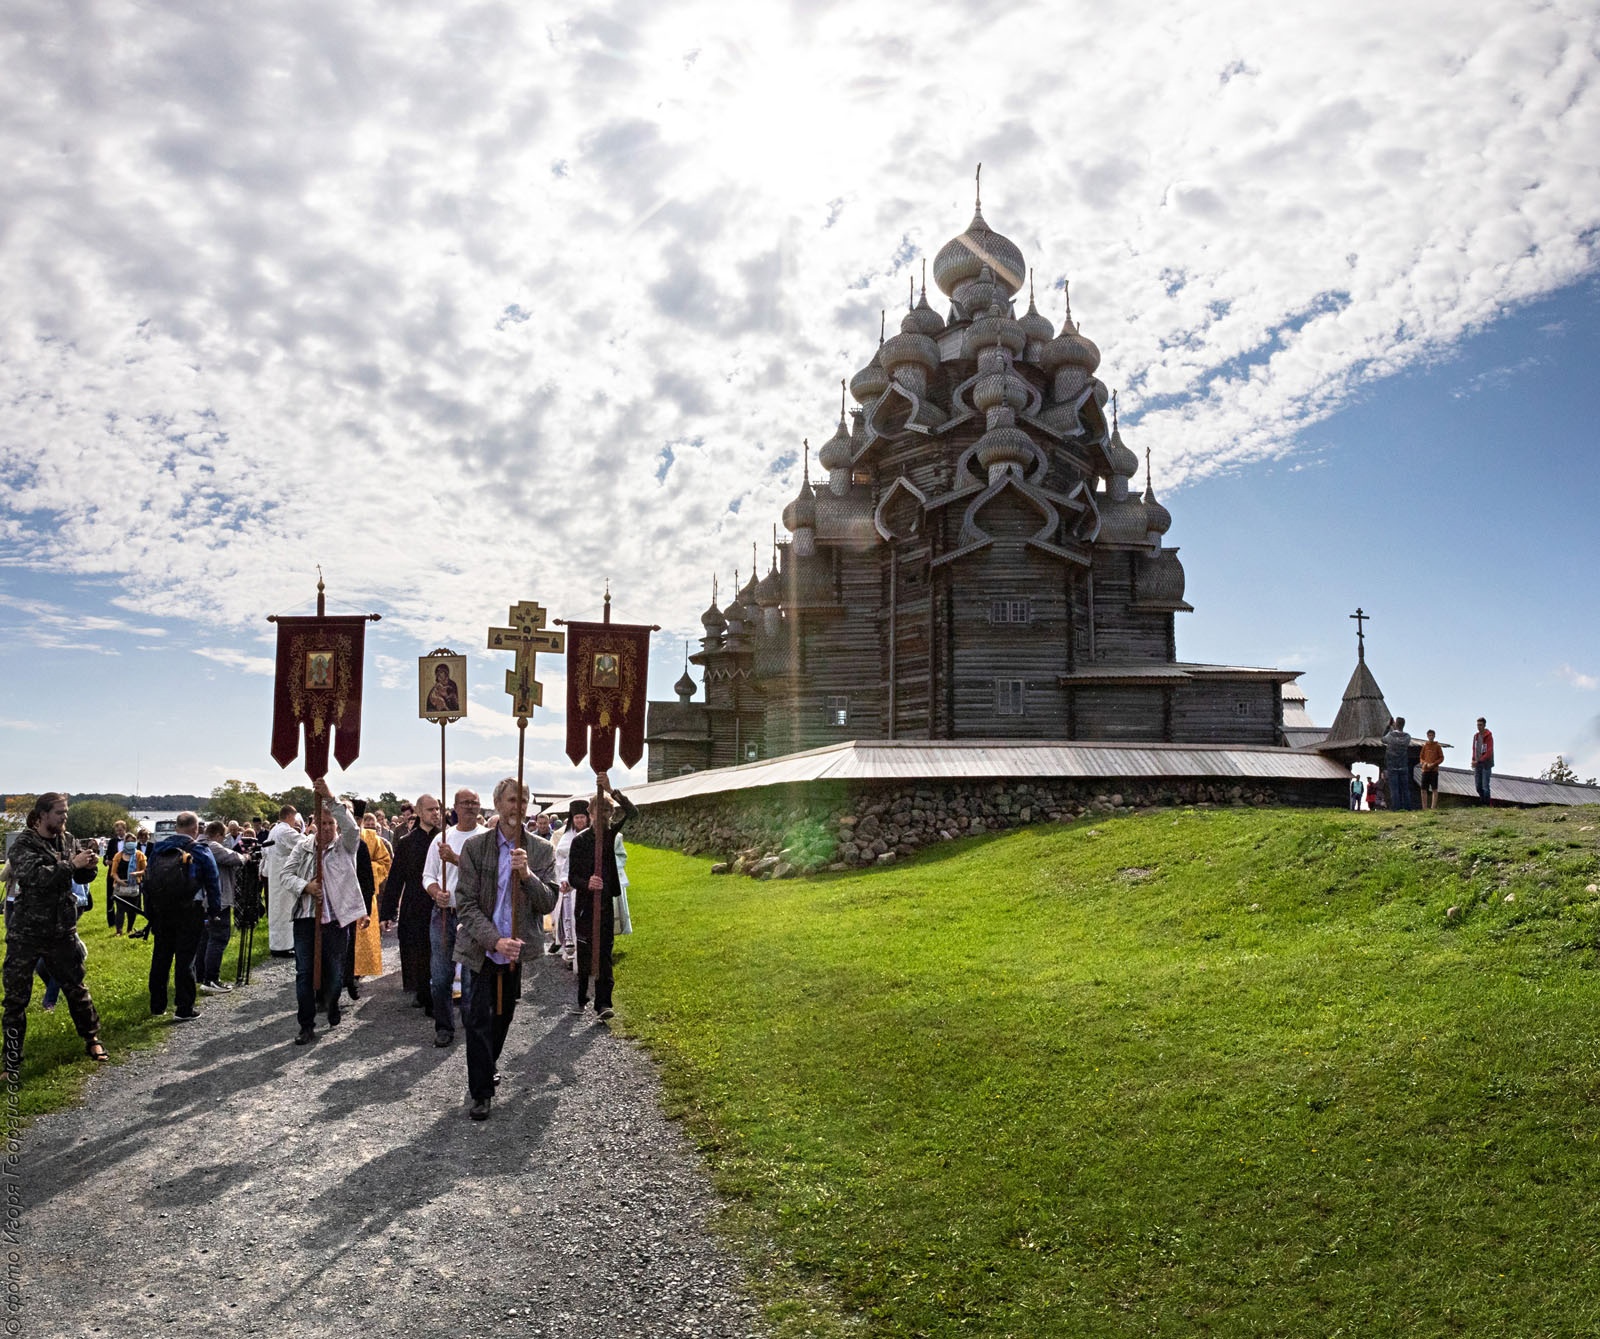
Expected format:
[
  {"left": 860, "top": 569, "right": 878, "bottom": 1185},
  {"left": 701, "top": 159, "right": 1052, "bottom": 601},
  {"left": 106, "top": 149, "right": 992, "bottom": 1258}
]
[{"left": 487, "top": 600, "right": 564, "bottom": 1008}]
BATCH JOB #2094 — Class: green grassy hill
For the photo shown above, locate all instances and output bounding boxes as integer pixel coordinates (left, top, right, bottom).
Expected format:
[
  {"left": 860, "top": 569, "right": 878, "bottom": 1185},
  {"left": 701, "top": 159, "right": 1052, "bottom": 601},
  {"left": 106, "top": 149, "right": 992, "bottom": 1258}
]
[{"left": 620, "top": 805, "right": 1600, "bottom": 1338}]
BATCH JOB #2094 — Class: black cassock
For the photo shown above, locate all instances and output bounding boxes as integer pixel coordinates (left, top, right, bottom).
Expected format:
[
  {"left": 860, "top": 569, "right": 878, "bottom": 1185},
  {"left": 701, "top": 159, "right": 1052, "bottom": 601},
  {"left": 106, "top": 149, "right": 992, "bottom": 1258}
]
[
  {"left": 565, "top": 791, "right": 636, "bottom": 1014},
  {"left": 381, "top": 824, "right": 436, "bottom": 1000}
]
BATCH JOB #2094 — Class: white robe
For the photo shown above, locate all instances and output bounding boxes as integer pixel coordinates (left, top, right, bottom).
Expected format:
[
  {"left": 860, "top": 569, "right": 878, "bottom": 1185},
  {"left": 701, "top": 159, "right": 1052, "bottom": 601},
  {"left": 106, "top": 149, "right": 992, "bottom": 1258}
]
[
  {"left": 264, "top": 819, "right": 301, "bottom": 951},
  {"left": 554, "top": 828, "right": 577, "bottom": 960}
]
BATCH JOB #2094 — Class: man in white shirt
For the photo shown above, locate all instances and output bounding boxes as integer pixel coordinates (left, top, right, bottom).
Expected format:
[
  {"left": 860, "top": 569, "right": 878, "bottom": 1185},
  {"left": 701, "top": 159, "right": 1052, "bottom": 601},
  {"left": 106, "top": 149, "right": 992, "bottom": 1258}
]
[
  {"left": 263, "top": 804, "right": 302, "bottom": 956},
  {"left": 277, "top": 780, "right": 368, "bottom": 1044},
  {"left": 424, "top": 788, "right": 481, "bottom": 1048}
]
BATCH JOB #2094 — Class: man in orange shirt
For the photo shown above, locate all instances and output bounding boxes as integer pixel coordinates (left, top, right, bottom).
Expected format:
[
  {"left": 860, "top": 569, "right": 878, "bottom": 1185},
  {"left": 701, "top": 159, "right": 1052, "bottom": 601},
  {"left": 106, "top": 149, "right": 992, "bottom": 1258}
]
[{"left": 1418, "top": 729, "right": 1445, "bottom": 809}]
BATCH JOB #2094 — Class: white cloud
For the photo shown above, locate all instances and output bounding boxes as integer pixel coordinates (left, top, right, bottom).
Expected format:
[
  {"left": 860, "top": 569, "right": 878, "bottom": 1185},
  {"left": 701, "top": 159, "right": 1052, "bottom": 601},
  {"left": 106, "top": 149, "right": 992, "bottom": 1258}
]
[
  {"left": 1557, "top": 664, "right": 1599, "bottom": 691},
  {"left": 192, "top": 646, "right": 276, "bottom": 676},
  {"left": 0, "top": 0, "right": 1596, "bottom": 666}
]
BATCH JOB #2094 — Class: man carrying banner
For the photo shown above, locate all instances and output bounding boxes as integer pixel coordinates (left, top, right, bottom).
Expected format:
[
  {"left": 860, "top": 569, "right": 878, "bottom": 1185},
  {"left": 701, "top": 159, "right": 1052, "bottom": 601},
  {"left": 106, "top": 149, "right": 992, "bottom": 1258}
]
[
  {"left": 279, "top": 778, "right": 369, "bottom": 1045},
  {"left": 452, "top": 777, "right": 558, "bottom": 1120}
]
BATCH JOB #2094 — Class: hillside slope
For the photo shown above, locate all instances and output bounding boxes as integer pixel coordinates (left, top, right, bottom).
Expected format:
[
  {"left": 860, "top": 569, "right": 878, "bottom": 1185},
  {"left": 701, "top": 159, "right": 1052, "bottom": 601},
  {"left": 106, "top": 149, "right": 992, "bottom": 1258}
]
[{"left": 620, "top": 805, "right": 1600, "bottom": 1338}]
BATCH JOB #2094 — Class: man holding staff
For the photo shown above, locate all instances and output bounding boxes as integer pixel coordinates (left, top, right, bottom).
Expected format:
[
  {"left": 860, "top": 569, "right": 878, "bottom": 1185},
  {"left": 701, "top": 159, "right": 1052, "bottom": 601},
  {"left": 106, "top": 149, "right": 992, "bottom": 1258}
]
[
  {"left": 453, "top": 777, "right": 558, "bottom": 1121},
  {"left": 565, "top": 773, "right": 637, "bottom": 1021}
]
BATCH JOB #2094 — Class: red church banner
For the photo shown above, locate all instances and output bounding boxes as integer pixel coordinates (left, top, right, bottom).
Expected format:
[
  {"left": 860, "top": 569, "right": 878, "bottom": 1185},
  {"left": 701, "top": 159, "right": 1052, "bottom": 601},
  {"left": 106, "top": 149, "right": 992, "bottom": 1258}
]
[
  {"left": 270, "top": 614, "right": 370, "bottom": 779},
  {"left": 562, "top": 617, "right": 653, "bottom": 772}
]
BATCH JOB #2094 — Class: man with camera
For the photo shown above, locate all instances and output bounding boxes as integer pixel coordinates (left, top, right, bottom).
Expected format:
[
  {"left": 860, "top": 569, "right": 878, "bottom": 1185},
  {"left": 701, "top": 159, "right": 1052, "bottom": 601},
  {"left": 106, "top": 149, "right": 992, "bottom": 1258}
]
[{"left": 2, "top": 793, "right": 110, "bottom": 1076}]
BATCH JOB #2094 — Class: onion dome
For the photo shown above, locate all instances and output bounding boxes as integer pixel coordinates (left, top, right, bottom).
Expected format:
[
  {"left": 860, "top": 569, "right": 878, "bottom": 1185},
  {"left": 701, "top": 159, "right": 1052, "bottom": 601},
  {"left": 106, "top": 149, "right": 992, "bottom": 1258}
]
[
  {"left": 849, "top": 313, "right": 890, "bottom": 405},
  {"left": 722, "top": 570, "right": 750, "bottom": 637},
  {"left": 974, "top": 408, "right": 1039, "bottom": 481},
  {"left": 1106, "top": 392, "right": 1139, "bottom": 479},
  {"left": 959, "top": 264, "right": 1006, "bottom": 323},
  {"left": 1039, "top": 280, "right": 1101, "bottom": 375},
  {"left": 880, "top": 327, "right": 940, "bottom": 376},
  {"left": 1142, "top": 448, "right": 1172, "bottom": 537},
  {"left": 1135, "top": 549, "right": 1187, "bottom": 605},
  {"left": 756, "top": 553, "right": 782, "bottom": 607},
  {"left": 1018, "top": 272, "right": 1054, "bottom": 360},
  {"left": 963, "top": 299, "right": 1026, "bottom": 360},
  {"left": 673, "top": 668, "right": 697, "bottom": 700},
  {"left": 781, "top": 441, "right": 818, "bottom": 533},
  {"left": 699, "top": 577, "right": 726, "bottom": 634},
  {"left": 933, "top": 166, "right": 1025, "bottom": 297},
  {"left": 818, "top": 381, "right": 853, "bottom": 475},
  {"left": 972, "top": 343, "right": 1029, "bottom": 417},
  {"left": 899, "top": 262, "right": 945, "bottom": 338}
]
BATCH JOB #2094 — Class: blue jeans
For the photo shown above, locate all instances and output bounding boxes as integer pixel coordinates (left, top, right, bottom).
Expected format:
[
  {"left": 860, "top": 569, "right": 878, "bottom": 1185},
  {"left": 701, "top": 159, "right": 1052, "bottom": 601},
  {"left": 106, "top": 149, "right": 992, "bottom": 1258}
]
[
  {"left": 292, "top": 916, "right": 347, "bottom": 1031},
  {"left": 1387, "top": 768, "right": 1413, "bottom": 812},
  {"left": 1474, "top": 763, "right": 1493, "bottom": 804},
  {"left": 430, "top": 908, "right": 465, "bottom": 1035}
]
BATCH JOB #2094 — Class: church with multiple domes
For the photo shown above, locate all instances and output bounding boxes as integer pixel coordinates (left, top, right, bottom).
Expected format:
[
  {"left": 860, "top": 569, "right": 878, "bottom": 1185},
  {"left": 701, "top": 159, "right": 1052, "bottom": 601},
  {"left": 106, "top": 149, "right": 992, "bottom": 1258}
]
[{"left": 646, "top": 184, "right": 1299, "bottom": 779}]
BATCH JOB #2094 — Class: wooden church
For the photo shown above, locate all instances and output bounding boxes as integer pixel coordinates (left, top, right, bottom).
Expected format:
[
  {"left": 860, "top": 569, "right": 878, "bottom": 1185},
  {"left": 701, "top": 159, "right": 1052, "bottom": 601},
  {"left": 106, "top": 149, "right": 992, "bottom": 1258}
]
[{"left": 646, "top": 184, "right": 1299, "bottom": 779}]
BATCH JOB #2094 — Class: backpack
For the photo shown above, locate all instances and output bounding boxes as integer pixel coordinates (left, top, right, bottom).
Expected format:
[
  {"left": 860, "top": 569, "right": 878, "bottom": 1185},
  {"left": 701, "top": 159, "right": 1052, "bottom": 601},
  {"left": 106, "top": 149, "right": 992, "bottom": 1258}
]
[{"left": 143, "top": 844, "right": 199, "bottom": 916}]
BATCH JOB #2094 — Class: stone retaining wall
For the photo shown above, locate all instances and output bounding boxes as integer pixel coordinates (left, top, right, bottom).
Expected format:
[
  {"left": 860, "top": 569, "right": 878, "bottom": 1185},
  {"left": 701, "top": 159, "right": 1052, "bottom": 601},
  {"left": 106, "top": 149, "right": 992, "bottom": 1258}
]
[{"left": 626, "top": 775, "right": 1344, "bottom": 877}]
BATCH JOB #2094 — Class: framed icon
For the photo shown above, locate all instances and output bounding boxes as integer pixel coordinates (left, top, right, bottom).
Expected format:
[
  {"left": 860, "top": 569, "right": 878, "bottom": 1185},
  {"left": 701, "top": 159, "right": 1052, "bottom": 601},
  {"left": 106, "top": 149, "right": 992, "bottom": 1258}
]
[
  {"left": 420, "top": 653, "right": 468, "bottom": 721},
  {"left": 305, "top": 651, "right": 334, "bottom": 690},
  {"left": 592, "top": 652, "right": 620, "bottom": 688}
]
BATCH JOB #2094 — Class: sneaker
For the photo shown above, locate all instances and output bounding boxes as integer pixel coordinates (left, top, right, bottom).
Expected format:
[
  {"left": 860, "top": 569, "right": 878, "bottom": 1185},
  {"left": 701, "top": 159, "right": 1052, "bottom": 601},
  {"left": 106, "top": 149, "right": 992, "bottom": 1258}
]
[
  {"left": 469, "top": 1097, "right": 491, "bottom": 1121},
  {"left": 597, "top": 1007, "right": 614, "bottom": 1021},
  {"left": 197, "top": 982, "right": 220, "bottom": 995},
  {"left": 209, "top": 980, "right": 234, "bottom": 992},
  {"left": 493, "top": 1071, "right": 501, "bottom": 1089},
  {"left": 294, "top": 1028, "right": 314, "bottom": 1045},
  {"left": 172, "top": 1011, "right": 200, "bottom": 1023},
  {"left": 434, "top": 1029, "right": 453, "bottom": 1048}
]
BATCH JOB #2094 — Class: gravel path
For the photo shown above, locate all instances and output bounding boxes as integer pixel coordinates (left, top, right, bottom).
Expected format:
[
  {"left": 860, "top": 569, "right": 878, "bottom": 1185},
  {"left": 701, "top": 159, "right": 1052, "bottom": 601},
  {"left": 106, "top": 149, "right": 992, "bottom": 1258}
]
[{"left": 14, "top": 945, "right": 771, "bottom": 1339}]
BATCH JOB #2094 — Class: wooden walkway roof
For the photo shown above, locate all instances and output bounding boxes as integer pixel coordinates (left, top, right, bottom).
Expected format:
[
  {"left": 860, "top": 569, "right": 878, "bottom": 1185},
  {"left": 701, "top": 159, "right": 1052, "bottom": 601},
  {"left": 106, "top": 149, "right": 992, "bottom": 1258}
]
[{"left": 614, "top": 739, "right": 1349, "bottom": 807}]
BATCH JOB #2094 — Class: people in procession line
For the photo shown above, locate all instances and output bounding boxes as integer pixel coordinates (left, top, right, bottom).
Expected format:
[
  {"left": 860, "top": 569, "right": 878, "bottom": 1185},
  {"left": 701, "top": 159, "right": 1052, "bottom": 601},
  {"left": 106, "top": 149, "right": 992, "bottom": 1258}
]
[
  {"left": 145, "top": 813, "right": 222, "bottom": 1022},
  {"left": 350, "top": 811, "right": 390, "bottom": 999},
  {"left": 1418, "top": 730, "right": 1444, "bottom": 811},
  {"left": 2, "top": 794, "right": 109, "bottom": 1075},
  {"left": 453, "top": 777, "right": 558, "bottom": 1121},
  {"left": 381, "top": 794, "right": 439, "bottom": 1015},
  {"left": 565, "top": 774, "right": 637, "bottom": 1022},
  {"left": 1381, "top": 717, "right": 1414, "bottom": 812},
  {"left": 195, "top": 821, "right": 243, "bottom": 993},
  {"left": 1472, "top": 716, "right": 1495, "bottom": 805},
  {"left": 279, "top": 778, "right": 369, "bottom": 1044},
  {"left": 424, "top": 789, "right": 482, "bottom": 1048},
  {"left": 263, "top": 804, "right": 302, "bottom": 957},
  {"left": 552, "top": 802, "right": 587, "bottom": 959}
]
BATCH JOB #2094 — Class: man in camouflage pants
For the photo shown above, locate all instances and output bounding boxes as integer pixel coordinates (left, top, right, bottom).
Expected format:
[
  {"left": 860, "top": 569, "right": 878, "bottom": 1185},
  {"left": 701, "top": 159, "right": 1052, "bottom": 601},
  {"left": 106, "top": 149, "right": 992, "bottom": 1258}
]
[{"left": 3, "top": 793, "right": 109, "bottom": 1076}]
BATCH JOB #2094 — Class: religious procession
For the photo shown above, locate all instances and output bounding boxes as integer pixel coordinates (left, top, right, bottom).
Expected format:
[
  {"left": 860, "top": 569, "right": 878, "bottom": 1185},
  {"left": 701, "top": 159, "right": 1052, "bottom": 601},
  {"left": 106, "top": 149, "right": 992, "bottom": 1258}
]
[{"left": 1, "top": 584, "right": 651, "bottom": 1125}]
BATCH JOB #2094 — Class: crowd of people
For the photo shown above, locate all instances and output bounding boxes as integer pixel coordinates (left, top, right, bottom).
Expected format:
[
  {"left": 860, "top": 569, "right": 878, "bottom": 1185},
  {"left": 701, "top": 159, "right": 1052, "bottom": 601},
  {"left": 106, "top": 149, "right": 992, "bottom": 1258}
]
[
  {"left": 1349, "top": 715, "right": 1496, "bottom": 811},
  {"left": 1, "top": 774, "right": 636, "bottom": 1122}
]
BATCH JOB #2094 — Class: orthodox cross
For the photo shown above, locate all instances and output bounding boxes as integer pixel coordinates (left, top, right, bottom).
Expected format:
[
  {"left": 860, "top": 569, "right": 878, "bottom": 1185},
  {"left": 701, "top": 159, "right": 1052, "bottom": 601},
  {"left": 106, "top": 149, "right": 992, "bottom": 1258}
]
[
  {"left": 488, "top": 600, "right": 564, "bottom": 727},
  {"left": 1349, "top": 607, "right": 1369, "bottom": 660}
]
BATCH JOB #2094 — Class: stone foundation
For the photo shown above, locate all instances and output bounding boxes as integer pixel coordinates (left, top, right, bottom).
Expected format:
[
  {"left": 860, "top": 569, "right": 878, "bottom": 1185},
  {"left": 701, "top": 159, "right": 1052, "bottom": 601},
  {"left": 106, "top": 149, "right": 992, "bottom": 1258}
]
[{"left": 626, "top": 775, "right": 1344, "bottom": 877}]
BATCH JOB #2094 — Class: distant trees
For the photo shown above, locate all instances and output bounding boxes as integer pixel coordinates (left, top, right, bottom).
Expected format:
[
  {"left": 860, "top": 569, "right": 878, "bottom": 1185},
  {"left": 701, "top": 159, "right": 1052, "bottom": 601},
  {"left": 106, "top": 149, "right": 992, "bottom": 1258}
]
[
  {"left": 1541, "top": 755, "right": 1597, "bottom": 787},
  {"left": 66, "top": 799, "right": 133, "bottom": 838},
  {"left": 204, "top": 779, "right": 279, "bottom": 825}
]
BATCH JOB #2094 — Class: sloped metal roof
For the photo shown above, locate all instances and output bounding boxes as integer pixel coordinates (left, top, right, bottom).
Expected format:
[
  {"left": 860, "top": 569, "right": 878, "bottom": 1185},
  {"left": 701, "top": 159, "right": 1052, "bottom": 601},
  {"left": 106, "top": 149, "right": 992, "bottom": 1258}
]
[
  {"left": 617, "top": 738, "right": 1349, "bottom": 806},
  {"left": 1436, "top": 767, "right": 1600, "bottom": 808}
]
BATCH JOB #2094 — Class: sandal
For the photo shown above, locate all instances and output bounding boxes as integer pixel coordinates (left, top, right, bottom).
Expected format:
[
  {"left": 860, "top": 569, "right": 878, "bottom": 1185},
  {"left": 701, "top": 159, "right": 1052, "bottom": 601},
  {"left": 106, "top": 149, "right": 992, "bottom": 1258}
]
[{"left": 85, "top": 1040, "right": 109, "bottom": 1063}]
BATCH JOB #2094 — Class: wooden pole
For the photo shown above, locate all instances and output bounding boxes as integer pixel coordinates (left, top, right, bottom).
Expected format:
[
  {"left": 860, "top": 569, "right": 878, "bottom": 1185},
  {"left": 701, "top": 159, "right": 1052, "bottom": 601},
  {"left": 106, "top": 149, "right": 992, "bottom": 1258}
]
[{"left": 311, "top": 782, "right": 325, "bottom": 993}]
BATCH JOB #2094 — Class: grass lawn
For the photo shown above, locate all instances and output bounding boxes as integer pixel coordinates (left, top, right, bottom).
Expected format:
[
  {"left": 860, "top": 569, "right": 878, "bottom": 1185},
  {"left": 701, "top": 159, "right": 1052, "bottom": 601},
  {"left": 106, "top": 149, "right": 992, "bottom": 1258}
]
[
  {"left": 619, "top": 804, "right": 1600, "bottom": 1338},
  {"left": 3, "top": 902, "right": 270, "bottom": 1121}
]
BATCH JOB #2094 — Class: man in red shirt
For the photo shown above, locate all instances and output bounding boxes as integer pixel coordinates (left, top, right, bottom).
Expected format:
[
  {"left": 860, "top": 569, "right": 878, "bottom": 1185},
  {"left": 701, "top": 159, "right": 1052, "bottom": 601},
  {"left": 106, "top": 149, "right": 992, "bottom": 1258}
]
[{"left": 1472, "top": 718, "right": 1495, "bottom": 805}]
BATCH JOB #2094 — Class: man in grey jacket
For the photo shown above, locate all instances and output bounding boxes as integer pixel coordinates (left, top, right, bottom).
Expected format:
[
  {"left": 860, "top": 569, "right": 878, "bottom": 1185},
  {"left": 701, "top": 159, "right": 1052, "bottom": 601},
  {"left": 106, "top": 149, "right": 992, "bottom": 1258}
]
[
  {"left": 453, "top": 777, "right": 558, "bottom": 1120},
  {"left": 196, "top": 820, "right": 244, "bottom": 992}
]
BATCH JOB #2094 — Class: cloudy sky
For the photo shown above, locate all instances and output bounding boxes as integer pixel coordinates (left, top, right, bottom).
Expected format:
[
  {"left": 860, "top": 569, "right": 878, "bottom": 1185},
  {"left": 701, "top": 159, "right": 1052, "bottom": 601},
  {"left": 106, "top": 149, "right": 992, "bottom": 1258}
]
[{"left": 3, "top": 0, "right": 1598, "bottom": 802}]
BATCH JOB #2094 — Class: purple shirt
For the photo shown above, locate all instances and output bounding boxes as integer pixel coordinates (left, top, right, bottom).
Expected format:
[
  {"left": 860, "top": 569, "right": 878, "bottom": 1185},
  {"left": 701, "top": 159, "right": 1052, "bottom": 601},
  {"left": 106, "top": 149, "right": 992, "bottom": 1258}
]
[{"left": 486, "top": 830, "right": 517, "bottom": 965}]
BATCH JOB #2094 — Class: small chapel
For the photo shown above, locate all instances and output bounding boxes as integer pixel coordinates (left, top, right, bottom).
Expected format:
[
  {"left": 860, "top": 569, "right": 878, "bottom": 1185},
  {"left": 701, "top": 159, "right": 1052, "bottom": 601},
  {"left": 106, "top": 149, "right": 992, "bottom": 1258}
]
[{"left": 646, "top": 183, "right": 1299, "bottom": 779}]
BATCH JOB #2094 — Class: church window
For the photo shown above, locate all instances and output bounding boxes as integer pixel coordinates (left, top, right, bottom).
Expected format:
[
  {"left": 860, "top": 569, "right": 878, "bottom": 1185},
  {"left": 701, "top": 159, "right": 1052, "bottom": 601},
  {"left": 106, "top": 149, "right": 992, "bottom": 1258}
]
[
  {"left": 995, "top": 679, "right": 1026, "bottom": 716},
  {"left": 1234, "top": 701, "right": 1254, "bottom": 717},
  {"left": 991, "top": 599, "right": 1031, "bottom": 625},
  {"left": 827, "top": 695, "right": 850, "bottom": 726}
]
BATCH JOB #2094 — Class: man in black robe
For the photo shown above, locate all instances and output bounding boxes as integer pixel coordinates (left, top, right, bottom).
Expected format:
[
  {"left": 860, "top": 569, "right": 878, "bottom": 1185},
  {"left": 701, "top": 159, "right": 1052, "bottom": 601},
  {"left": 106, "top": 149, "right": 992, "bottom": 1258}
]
[
  {"left": 564, "top": 775, "right": 636, "bottom": 1021},
  {"left": 380, "top": 793, "right": 440, "bottom": 1013}
]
